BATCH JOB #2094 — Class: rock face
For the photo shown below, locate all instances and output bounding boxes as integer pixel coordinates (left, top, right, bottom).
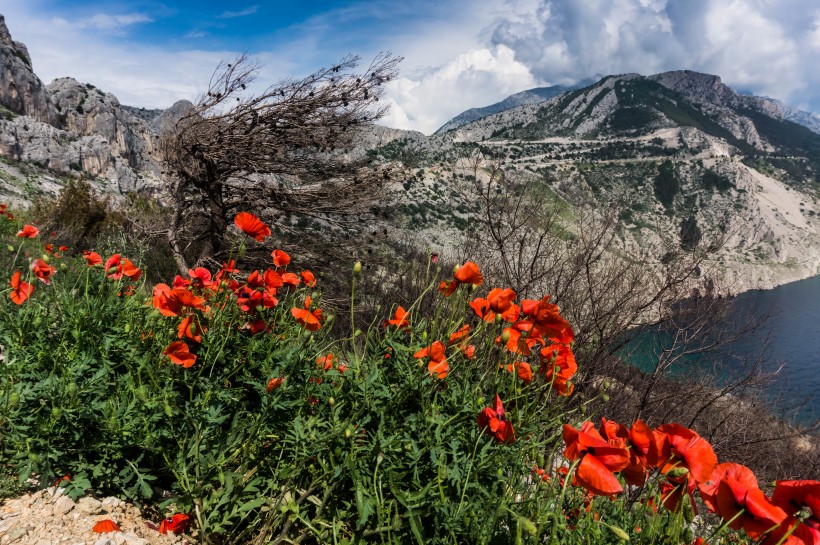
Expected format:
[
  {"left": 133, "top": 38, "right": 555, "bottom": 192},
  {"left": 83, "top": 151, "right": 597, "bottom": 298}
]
[
  {"left": 0, "top": 15, "right": 56, "bottom": 125},
  {"left": 0, "top": 13, "right": 190, "bottom": 199}
]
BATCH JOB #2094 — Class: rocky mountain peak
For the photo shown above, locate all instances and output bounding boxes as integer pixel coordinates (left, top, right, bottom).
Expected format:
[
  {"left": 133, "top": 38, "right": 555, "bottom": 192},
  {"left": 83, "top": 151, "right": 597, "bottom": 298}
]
[{"left": 0, "top": 14, "right": 55, "bottom": 125}]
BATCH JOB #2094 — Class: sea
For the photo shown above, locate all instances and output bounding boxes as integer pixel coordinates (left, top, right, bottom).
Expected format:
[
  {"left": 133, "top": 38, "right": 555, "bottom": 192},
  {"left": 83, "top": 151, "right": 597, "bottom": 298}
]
[{"left": 622, "top": 274, "right": 820, "bottom": 427}]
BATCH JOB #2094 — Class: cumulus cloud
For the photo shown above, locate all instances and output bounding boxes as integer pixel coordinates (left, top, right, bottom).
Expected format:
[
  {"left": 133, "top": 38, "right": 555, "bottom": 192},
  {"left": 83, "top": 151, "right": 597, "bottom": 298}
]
[{"left": 381, "top": 45, "right": 537, "bottom": 134}]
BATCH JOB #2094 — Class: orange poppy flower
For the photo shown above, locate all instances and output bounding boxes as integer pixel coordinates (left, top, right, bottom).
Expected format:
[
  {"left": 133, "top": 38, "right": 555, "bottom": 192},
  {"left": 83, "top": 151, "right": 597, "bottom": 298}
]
[
  {"left": 58, "top": 245, "right": 69, "bottom": 252},
  {"left": 264, "top": 269, "right": 283, "bottom": 290},
  {"left": 152, "top": 284, "right": 207, "bottom": 316},
  {"left": 271, "top": 249, "right": 291, "bottom": 268},
  {"left": 454, "top": 262, "right": 483, "bottom": 285},
  {"left": 164, "top": 341, "right": 197, "bottom": 368},
  {"left": 476, "top": 394, "right": 515, "bottom": 443},
  {"left": 300, "top": 270, "right": 316, "bottom": 287},
  {"left": 654, "top": 423, "right": 717, "bottom": 485},
  {"left": 177, "top": 315, "right": 206, "bottom": 343},
  {"left": 599, "top": 418, "right": 652, "bottom": 487},
  {"left": 188, "top": 267, "right": 213, "bottom": 289},
  {"left": 266, "top": 377, "right": 285, "bottom": 392},
  {"left": 282, "top": 272, "right": 301, "bottom": 287},
  {"left": 439, "top": 280, "right": 458, "bottom": 297},
  {"left": 9, "top": 271, "right": 34, "bottom": 305},
  {"left": 502, "top": 361, "right": 533, "bottom": 383},
  {"left": 699, "top": 463, "right": 789, "bottom": 539},
  {"left": 562, "top": 422, "right": 630, "bottom": 496},
  {"left": 540, "top": 343, "right": 577, "bottom": 396},
  {"left": 247, "top": 270, "right": 265, "bottom": 288},
  {"left": 291, "top": 296, "right": 322, "bottom": 331},
  {"left": 158, "top": 513, "right": 191, "bottom": 535},
  {"left": 234, "top": 212, "right": 271, "bottom": 242},
  {"left": 92, "top": 519, "right": 121, "bottom": 533},
  {"left": 413, "top": 340, "right": 449, "bottom": 379},
  {"left": 317, "top": 353, "right": 334, "bottom": 371},
  {"left": 16, "top": 224, "right": 39, "bottom": 238},
  {"left": 83, "top": 251, "right": 102, "bottom": 266},
  {"left": 30, "top": 259, "right": 56, "bottom": 285},
  {"left": 521, "top": 297, "right": 574, "bottom": 344},
  {"left": 385, "top": 306, "right": 411, "bottom": 330},
  {"left": 772, "top": 480, "right": 820, "bottom": 529}
]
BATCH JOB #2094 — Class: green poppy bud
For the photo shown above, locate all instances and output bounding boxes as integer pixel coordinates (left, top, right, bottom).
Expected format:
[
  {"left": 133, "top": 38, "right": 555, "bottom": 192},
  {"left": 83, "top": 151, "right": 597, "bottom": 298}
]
[
  {"left": 404, "top": 443, "right": 412, "bottom": 451},
  {"left": 344, "top": 427, "right": 353, "bottom": 438},
  {"left": 667, "top": 467, "right": 690, "bottom": 479},
  {"left": 60, "top": 263, "right": 67, "bottom": 271},
  {"left": 124, "top": 323, "right": 131, "bottom": 333},
  {"left": 328, "top": 397, "right": 335, "bottom": 406},
  {"left": 683, "top": 497, "right": 696, "bottom": 523},
  {"left": 353, "top": 261, "right": 362, "bottom": 276},
  {"left": 601, "top": 392, "right": 610, "bottom": 403},
  {"left": 476, "top": 396, "right": 485, "bottom": 406},
  {"left": 354, "top": 329, "right": 362, "bottom": 337},
  {"left": 494, "top": 313, "right": 503, "bottom": 324},
  {"left": 500, "top": 330, "right": 511, "bottom": 343},
  {"left": 607, "top": 525, "right": 630, "bottom": 541},
  {"left": 602, "top": 380, "right": 611, "bottom": 390},
  {"left": 51, "top": 407, "right": 62, "bottom": 419},
  {"left": 7, "top": 245, "right": 14, "bottom": 252},
  {"left": 66, "top": 382, "right": 78, "bottom": 396},
  {"left": 41, "top": 254, "right": 50, "bottom": 263},
  {"left": 519, "top": 517, "right": 537, "bottom": 536},
  {"left": 683, "top": 527, "right": 695, "bottom": 543}
]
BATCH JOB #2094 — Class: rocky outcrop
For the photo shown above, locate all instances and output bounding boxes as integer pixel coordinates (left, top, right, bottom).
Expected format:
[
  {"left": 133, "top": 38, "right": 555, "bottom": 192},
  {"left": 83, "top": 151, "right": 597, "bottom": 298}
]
[{"left": 0, "top": 15, "right": 55, "bottom": 125}]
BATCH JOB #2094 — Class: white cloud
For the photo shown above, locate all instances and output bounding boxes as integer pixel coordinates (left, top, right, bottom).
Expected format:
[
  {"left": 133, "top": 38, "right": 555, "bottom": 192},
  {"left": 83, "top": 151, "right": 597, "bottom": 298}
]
[
  {"left": 219, "top": 6, "right": 259, "bottom": 19},
  {"left": 381, "top": 45, "right": 537, "bottom": 134}
]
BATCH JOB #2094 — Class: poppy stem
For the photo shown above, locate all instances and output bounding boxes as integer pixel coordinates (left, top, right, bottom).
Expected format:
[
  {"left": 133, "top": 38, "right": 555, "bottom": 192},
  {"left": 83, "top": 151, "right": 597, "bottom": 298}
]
[
  {"left": 456, "top": 429, "right": 486, "bottom": 516},
  {"left": 550, "top": 458, "right": 581, "bottom": 545},
  {"left": 707, "top": 507, "right": 746, "bottom": 542}
]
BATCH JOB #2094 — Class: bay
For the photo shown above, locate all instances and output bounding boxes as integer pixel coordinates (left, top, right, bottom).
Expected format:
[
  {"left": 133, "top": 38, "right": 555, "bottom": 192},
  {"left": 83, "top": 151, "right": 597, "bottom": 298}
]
[{"left": 623, "top": 274, "right": 820, "bottom": 427}]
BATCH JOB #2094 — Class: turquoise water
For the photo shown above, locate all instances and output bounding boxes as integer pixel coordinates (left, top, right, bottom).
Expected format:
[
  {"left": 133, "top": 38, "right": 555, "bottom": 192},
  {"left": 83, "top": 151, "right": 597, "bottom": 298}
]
[{"left": 621, "top": 275, "right": 820, "bottom": 427}]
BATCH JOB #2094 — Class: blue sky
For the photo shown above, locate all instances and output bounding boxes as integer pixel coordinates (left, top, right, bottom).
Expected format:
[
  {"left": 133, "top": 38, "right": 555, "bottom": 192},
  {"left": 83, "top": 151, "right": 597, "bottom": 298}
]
[{"left": 2, "top": 0, "right": 820, "bottom": 134}]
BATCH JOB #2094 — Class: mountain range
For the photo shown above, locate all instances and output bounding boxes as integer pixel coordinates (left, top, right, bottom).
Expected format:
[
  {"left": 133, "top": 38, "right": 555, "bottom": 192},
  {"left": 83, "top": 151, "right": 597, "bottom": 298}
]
[{"left": 1, "top": 12, "right": 819, "bottom": 293}]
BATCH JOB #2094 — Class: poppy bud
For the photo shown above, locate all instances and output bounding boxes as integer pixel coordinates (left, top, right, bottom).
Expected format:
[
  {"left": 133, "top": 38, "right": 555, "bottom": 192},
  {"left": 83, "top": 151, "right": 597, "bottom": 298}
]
[
  {"left": 519, "top": 517, "right": 537, "bottom": 536},
  {"left": 667, "top": 467, "right": 689, "bottom": 479},
  {"left": 606, "top": 524, "right": 630, "bottom": 541},
  {"left": 404, "top": 443, "right": 412, "bottom": 451},
  {"left": 7, "top": 245, "right": 13, "bottom": 252},
  {"left": 326, "top": 314, "right": 335, "bottom": 322},
  {"left": 453, "top": 264, "right": 461, "bottom": 275},
  {"left": 476, "top": 396, "right": 485, "bottom": 406},
  {"left": 41, "top": 254, "right": 50, "bottom": 263},
  {"left": 256, "top": 305, "right": 265, "bottom": 313},
  {"left": 500, "top": 330, "right": 511, "bottom": 343},
  {"left": 328, "top": 397, "right": 335, "bottom": 406},
  {"left": 66, "top": 382, "right": 77, "bottom": 396},
  {"left": 601, "top": 392, "right": 609, "bottom": 402},
  {"left": 124, "top": 323, "right": 131, "bottom": 333},
  {"left": 602, "top": 380, "right": 611, "bottom": 390},
  {"left": 353, "top": 261, "right": 361, "bottom": 276},
  {"left": 683, "top": 497, "right": 695, "bottom": 523},
  {"left": 376, "top": 452, "right": 384, "bottom": 465},
  {"left": 354, "top": 329, "right": 362, "bottom": 337},
  {"left": 344, "top": 427, "right": 353, "bottom": 438},
  {"left": 683, "top": 527, "right": 694, "bottom": 543},
  {"left": 579, "top": 404, "right": 586, "bottom": 414},
  {"left": 494, "top": 314, "right": 503, "bottom": 324},
  {"left": 238, "top": 243, "right": 246, "bottom": 258}
]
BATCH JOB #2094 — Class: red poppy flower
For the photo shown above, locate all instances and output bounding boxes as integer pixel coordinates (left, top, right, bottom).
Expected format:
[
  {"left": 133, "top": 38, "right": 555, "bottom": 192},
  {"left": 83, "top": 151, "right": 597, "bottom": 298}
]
[
  {"left": 177, "top": 315, "right": 206, "bottom": 343},
  {"left": 477, "top": 394, "right": 515, "bottom": 444},
  {"left": 16, "top": 224, "right": 39, "bottom": 238},
  {"left": 562, "top": 422, "right": 630, "bottom": 496},
  {"left": 413, "top": 340, "right": 449, "bottom": 379},
  {"left": 291, "top": 296, "right": 322, "bottom": 331},
  {"left": 317, "top": 353, "right": 334, "bottom": 371},
  {"left": 83, "top": 251, "right": 102, "bottom": 266},
  {"left": 438, "top": 279, "right": 458, "bottom": 297},
  {"left": 164, "top": 341, "right": 197, "bottom": 368},
  {"left": 282, "top": 272, "right": 301, "bottom": 287},
  {"left": 502, "top": 361, "right": 533, "bottom": 383},
  {"left": 234, "top": 212, "right": 271, "bottom": 242},
  {"left": 300, "top": 270, "right": 316, "bottom": 287},
  {"left": 266, "top": 377, "right": 285, "bottom": 392},
  {"left": 264, "top": 269, "right": 283, "bottom": 290},
  {"left": 121, "top": 258, "right": 142, "bottom": 281},
  {"left": 9, "top": 271, "right": 34, "bottom": 305},
  {"left": 654, "top": 423, "right": 717, "bottom": 485},
  {"left": 247, "top": 270, "right": 265, "bottom": 288},
  {"left": 271, "top": 249, "right": 291, "bottom": 268},
  {"left": 772, "top": 480, "right": 820, "bottom": 530},
  {"left": 58, "top": 245, "right": 69, "bottom": 252},
  {"left": 521, "top": 297, "right": 574, "bottom": 343},
  {"left": 152, "top": 284, "right": 207, "bottom": 316},
  {"left": 385, "top": 306, "right": 411, "bottom": 330},
  {"left": 599, "top": 418, "right": 652, "bottom": 487},
  {"left": 158, "top": 513, "right": 191, "bottom": 535},
  {"left": 30, "top": 259, "right": 56, "bottom": 285},
  {"left": 45, "top": 243, "right": 54, "bottom": 253},
  {"left": 454, "top": 262, "right": 483, "bottom": 285},
  {"left": 92, "top": 519, "right": 121, "bottom": 533},
  {"left": 540, "top": 343, "right": 577, "bottom": 396},
  {"left": 700, "top": 463, "right": 789, "bottom": 539},
  {"left": 188, "top": 267, "right": 213, "bottom": 289}
]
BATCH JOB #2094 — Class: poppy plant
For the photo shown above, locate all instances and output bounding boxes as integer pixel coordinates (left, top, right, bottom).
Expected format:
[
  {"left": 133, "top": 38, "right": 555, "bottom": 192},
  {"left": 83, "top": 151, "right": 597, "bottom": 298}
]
[
  {"left": 164, "top": 341, "right": 197, "bottom": 368},
  {"left": 300, "top": 270, "right": 316, "bottom": 287},
  {"left": 562, "top": 422, "right": 630, "bottom": 496},
  {"left": 9, "top": 271, "right": 34, "bottom": 305},
  {"left": 476, "top": 394, "right": 515, "bottom": 444},
  {"left": 16, "top": 224, "right": 39, "bottom": 238},
  {"left": 271, "top": 249, "right": 291, "bottom": 268},
  {"left": 234, "top": 212, "right": 271, "bottom": 242},
  {"left": 540, "top": 343, "right": 578, "bottom": 396},
  {"left": 291, "top": 296, "right": 322, "bottom": 331},
  {"left": 177, "top": 315, "right": 206, "bottom": 343},
  {"left": 82, "top": 251, "right": 102, "bottom": 267},
  {"left": 92, "top": 519, "right": 121, "bottom": 533},
  {"left": 153, "top": 284, "right": 207, "bottom": 317},
  {"left": 413, "top": 340, "right": 449, "bottom": 379},
  {"left": 385, "top": 306, "right": 411, "bottom": 330},
  {"left": 699, "top": 463, "right": 789, "bottom": 539},
  {"left": 502, "top": 361, "right": 533, "bottom": 383},
  {"left": 266, "top": 377, "right": 285, "bottom": 392},
  {"left": 158, "top": 513, "right": 191, "bottom": 535},
  {"left": 30, "top": 259, "right": 56, "bottom": 285}
]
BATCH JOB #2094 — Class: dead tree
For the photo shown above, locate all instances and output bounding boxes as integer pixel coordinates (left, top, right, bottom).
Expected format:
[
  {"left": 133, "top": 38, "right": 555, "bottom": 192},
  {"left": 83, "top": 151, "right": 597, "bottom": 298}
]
[{"left": 158, "top": 52, "right": 402, "bottom": 272}]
